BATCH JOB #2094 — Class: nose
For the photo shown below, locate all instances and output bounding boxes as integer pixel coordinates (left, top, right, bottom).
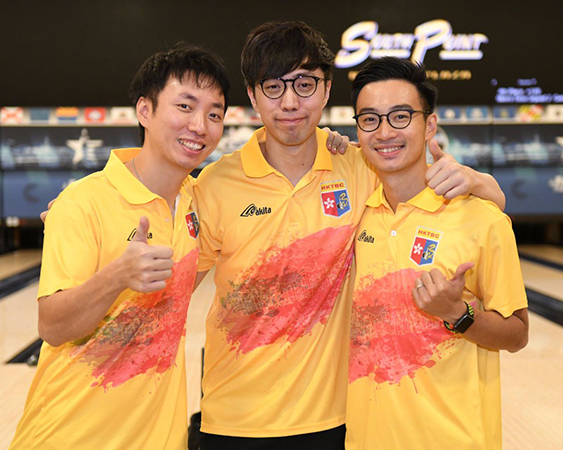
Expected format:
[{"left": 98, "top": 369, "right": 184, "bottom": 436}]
[
  {"left": 279, "top": 82, "right": 299, "bottom": 110},
  {"left": 374, "top": 116, "right": 397, "bottom": 139},
  {"left": 188, "top": 110, "right": 206, "bottom": 135}
]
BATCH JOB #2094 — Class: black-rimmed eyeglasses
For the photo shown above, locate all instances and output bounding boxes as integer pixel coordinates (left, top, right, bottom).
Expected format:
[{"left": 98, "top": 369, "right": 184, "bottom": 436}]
[
  {"left": 258, "top": 75, "right": 325, "bottom": 99},
  {"left": 353, "top": 109, "right": 431, "bottom": 132}
]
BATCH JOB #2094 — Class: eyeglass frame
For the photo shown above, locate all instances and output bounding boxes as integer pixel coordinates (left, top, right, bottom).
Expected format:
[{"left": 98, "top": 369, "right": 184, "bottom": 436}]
[
  {"left": 353, "top": 109, "right": 432, "bottom": 132},
  {"left": 258, "top": 75, "right": 325, "bottom": 99}
]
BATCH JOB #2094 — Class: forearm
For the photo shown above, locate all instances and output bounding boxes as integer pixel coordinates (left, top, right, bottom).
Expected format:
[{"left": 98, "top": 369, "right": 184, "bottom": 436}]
[
  {"left": 38, "top": 260, "right": 127, "bottom": 347},
  {"left": 453, "top": 307, "right": 528, "bottom": 352},
  {"left": 194, "top": 270, "right": 209, "bottom": 291},
  {"left": 470, "top": 171, "right": 506, "bottom": 211}
]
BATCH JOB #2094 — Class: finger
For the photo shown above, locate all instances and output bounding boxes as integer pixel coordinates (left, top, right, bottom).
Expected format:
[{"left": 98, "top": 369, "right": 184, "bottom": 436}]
[
  {"left": 47, "top": 199, "right": 56, "bottom": 210},
  {"left": 428, "top": 269, "right": 447, "bottom": 290},
  {"left": 40, "top": 210, "right": 49, "bottom": 224},
  {"left": 349, "top": 140, "right": 360, "bottom": 148},
  {"left": 426, "top": 158, "right": 454, "bottom": 187},
  {"left": 322, "top": 127, "right": 338, "bottom": 154},
  {"left": 412, "top": 283, "right": 431, "bottom": 310},
  {"left": 147, "top": 245, "right": 174, "bottom": 260},
  {"left": 132, "top": 216, "right": 150, "bottom": 243},
  {"left": 441, "top": 184, "right": 467, "bottom": 200},
  {"left": 431, "top": 176, "right": 460, "bottom": 196},
  {"left": 148, "top": 257, "right": 174, "bottom": 271},
  {"left": 425, "top": 158, "right": 443, "bottom": 183},
  {"left": 147, "top": 268, "right": 173, "bottom": 282},
  {"left": 451, "top": 262, "right": 474, "bottom": 286},
  {"left": 419, "top": 271, "right": 436, "bottom": 295},
  {"left": 428, "top": 139, "right": 444, "bottom": 162},
  {"left": 139, "top": 280, "right": 168, "bottom": 293},
  {"left": 335, "top": 134, "right": 350, "bottom": 154}
]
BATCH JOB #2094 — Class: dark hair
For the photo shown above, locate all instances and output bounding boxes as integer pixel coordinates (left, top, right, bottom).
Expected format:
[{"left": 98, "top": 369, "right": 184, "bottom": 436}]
[
  {"left": 351, "top": 57, "right": 438, "bottom": 112},
  {"left": 241, "top": 21, "right": 335, "bottom": 88},
  {"left": 129, "top": 42, "right": 230, "bottom": 144}
]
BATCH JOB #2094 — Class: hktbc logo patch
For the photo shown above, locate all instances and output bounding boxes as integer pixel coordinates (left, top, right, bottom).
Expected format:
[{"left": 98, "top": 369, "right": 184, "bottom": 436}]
[
  {"left": 185, "top": 211, "right": 199, "bottom": 239},
  {"left": 410, "top": 226, "right": 442, "bottom": 266},
  {"left": 321, "top": 180, "right": 351, "bottom": 217}
]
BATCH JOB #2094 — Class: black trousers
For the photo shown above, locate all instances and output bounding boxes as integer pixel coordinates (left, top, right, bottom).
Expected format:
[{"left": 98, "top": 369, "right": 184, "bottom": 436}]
[{"left": 199, "top": 424, "right": 346, "bottom": 450}]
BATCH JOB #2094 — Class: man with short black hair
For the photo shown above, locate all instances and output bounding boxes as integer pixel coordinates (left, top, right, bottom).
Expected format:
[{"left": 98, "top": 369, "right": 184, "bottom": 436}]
[
  {"left": 194, "top": 21, "right": 506, "bottom": 450},
  {"left": 346, "top": 57, "right": 528, "bottom": 449},
  {"left": 10, "top": 43, "right": 229, "bottom": 450}
]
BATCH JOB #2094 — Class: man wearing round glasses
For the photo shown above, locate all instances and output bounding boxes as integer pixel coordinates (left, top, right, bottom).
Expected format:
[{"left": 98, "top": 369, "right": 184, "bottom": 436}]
[
  {"left": 353, "top": 108, "right": 431, "bottom": 133},
  {"left": 193, "top": 21, "right": 506, "bottom": 450},
  {"left": 346, "top": 57, "right": 528, "bottom": 450}
]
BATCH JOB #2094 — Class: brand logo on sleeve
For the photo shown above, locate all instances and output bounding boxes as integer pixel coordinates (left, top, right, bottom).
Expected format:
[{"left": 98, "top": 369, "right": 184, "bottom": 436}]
[
  {"left": 410, "top": 226, "right": 442, "bottom": 266},
  {"left": 321, "top": 180, "right": 351, "bottom": 217},
  {"left": 185, "top": 211, "right": 199, "bottom": 239},
  {"left": 240, "top": 204, "right": 272, "bottom": 217}
]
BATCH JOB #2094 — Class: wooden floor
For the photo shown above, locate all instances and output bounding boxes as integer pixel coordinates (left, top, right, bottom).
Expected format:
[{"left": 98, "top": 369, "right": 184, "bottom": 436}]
[{"left": 1, "top": 247, "right": 562, "bottom": 449}]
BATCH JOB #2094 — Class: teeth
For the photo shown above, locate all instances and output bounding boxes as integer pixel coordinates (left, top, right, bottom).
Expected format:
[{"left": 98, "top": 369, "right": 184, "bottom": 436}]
[
  {"left": 178, "top": 139, "right": 204, "bottom": 151},
  {"left": 375, "top": 146, "right": 401, "bottom": 153}
]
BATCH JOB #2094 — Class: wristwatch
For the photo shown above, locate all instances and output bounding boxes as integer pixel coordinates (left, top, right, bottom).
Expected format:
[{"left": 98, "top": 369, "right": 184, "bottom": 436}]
[{"left": 444, "top": 302, "right": 474, "bottom": 333}]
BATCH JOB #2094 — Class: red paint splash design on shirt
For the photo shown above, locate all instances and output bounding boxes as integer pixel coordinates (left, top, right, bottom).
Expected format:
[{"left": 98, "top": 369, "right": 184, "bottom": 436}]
[
  {"left": 69, "top": 249, "right": 198, "bottom": 390},
  {"left": 218, "top": 226, "right": 355, "bottom": 354},
  {"left": 349, "top": 268, "right": 457, "bottom": 384}
]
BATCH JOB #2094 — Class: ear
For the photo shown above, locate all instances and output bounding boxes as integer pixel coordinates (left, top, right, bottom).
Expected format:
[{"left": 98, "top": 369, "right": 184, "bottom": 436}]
[
  {"left": 247, "top": 86, "right": 258, "bottom": 111},
  {"left": 136, "top": 96, "right": 152, "bottom": 129},
  {"left": 425, "top": 113, "right": 438, "bottom": 140},
  {"left": 322, "top": 80, "right": 332, "bottom": 107}
]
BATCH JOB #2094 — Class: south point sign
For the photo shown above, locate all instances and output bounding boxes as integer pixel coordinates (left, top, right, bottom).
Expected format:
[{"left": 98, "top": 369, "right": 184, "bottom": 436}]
[{"left": 335, "top": 19, "right": 488, "bottom": 68}]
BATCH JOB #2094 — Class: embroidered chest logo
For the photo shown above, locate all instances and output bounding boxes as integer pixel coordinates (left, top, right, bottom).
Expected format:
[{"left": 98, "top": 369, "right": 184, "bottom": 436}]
[
  {"left": 410, "top": 226, "right": 442, "bottom": 266},
  {"left": 357, "top": 230, "right": 375, "bottom": 243},
  {"left": 240, "top": 204, "right": 272, "bottom": 217},
  {"left": 127, "top": 229, "right": 153, "bottom": 241},
  {"left": 321, "top": 180, "right": 351, "bottom": 217},
  {"left": 185, "top": 211, "right": 199, "bottom": 239}
]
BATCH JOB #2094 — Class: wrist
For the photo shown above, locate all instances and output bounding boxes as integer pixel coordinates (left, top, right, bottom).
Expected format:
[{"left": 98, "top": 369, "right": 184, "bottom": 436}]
[
  {"left": 444, "top": 301, "right": 475, "bottom": 334},
  {"left": 443, "top": 301, "right": 468, "bottom": 324}
]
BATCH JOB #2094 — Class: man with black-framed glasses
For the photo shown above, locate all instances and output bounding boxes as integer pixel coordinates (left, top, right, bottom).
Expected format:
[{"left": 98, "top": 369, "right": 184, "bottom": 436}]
[
  {"left": 346, "top": 57, "right": 528, "bottom": 450},
  {"left": 192, "top": 21, "right": 506, "bottom": 450}
]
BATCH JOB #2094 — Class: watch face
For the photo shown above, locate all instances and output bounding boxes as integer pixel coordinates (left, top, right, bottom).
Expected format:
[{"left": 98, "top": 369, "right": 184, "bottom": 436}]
[{"left": 454, "top": 314, "right": 474, "bottom": 333}]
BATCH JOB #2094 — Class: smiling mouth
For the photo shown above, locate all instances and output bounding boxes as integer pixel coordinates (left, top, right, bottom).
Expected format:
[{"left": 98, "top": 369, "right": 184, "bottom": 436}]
[
  {"left": 178, "top": 139, "right": 204, "bottom": 151},
  {"left": 374, "top": 145, "right": 403, "bottom": 153}
]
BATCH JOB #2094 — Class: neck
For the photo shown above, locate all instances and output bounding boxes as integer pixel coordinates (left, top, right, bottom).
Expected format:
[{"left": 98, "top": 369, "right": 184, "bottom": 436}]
[
  {"left": 260, "top": 132, "right": 318, "bottom": 186},
  {"left": 379, "top": 163, "right": 428, "bottom": 212},
  {"left": 129, "top": 148, "right": 187, "bottom": 212}
]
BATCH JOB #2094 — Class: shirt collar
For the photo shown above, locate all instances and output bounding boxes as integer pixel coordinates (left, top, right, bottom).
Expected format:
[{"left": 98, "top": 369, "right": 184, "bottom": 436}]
[
  {"left": 366, "top": 184, "right": 447, "bottom": 212},
  {"left": 104, "top": 148, "right": 160, "bottom": 205},
  {"left": 240, "top": 127, "right": 333, "bottom": 178}
]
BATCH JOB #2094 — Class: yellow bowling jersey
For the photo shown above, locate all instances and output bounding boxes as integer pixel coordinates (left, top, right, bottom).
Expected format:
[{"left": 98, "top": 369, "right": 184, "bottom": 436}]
[
  {"left": 346, "top": 185, "right": 528, "bottom": 450},
  {"left": 194, "top": 127, "right": 378, "bottom": 437},
  {"left": 10, "top": 149, "right": 199, "bottom": 450}
]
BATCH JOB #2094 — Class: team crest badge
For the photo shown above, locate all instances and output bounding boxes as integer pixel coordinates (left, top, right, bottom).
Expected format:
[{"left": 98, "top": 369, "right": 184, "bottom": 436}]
[
  {"left": 410, "top": 226, "right": 442, "bottom": 266},
  {"left": 185, "top": 211, "right": 199, "bottom": 239},
  {"left": 321, "top": 180, "right": 351, "bottom": 217}
]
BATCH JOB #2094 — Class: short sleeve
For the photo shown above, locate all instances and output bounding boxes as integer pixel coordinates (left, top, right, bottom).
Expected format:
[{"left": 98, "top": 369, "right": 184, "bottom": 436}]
[
  {"left": 193, "top": 179, "right": 221, "bottom": 272},
  {"left": 474, "top": 215, "right": 528, "bottom": 317},
  {"left": 38, "top": 197, "right": 100, "bottom": 298}
]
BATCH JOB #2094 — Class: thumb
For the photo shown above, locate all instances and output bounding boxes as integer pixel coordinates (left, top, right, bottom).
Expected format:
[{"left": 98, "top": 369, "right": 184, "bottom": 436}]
[
  {"left": 132, "top": 216, "right": 150, "bottom": 243},
  {"left": 428, "top": 139, "right": 444, "bottom": 162},
  {"left": 451, "top": 262, "right": 474, "bottom": 286}
]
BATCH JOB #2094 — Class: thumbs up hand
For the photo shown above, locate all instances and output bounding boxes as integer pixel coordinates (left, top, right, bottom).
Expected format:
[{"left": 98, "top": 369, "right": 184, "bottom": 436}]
[
  {"left": 425, "top": 139, "right": 474, "bottom": 200},
  {"left": 412, "top": 262, "right": 474, "bottom": 323},
  {"left": 120, "top": 216, "right": 174, "bottom": 293}
]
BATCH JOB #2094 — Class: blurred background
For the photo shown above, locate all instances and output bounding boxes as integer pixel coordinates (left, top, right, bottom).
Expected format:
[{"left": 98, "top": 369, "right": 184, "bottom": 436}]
[{"left": 0, "top": 0, "right": 561, "bottom": 250}]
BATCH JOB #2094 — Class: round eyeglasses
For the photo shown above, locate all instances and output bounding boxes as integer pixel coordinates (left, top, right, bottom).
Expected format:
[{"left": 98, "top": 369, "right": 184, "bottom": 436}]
[
  {"left": 353, "top": 109, "right": 431, "bottom": 132},
  {"left": 258, "top": 75, "right": 325, "bottom": 99}
]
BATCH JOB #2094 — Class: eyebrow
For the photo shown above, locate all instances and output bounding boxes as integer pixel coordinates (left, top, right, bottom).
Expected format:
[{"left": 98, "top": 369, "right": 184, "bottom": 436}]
[
  {"left": 358, "top": 104, "right": 415, "bottom": 114},
  {"left": 178, "top": 93, "right": 224, "bottom": 110}
]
